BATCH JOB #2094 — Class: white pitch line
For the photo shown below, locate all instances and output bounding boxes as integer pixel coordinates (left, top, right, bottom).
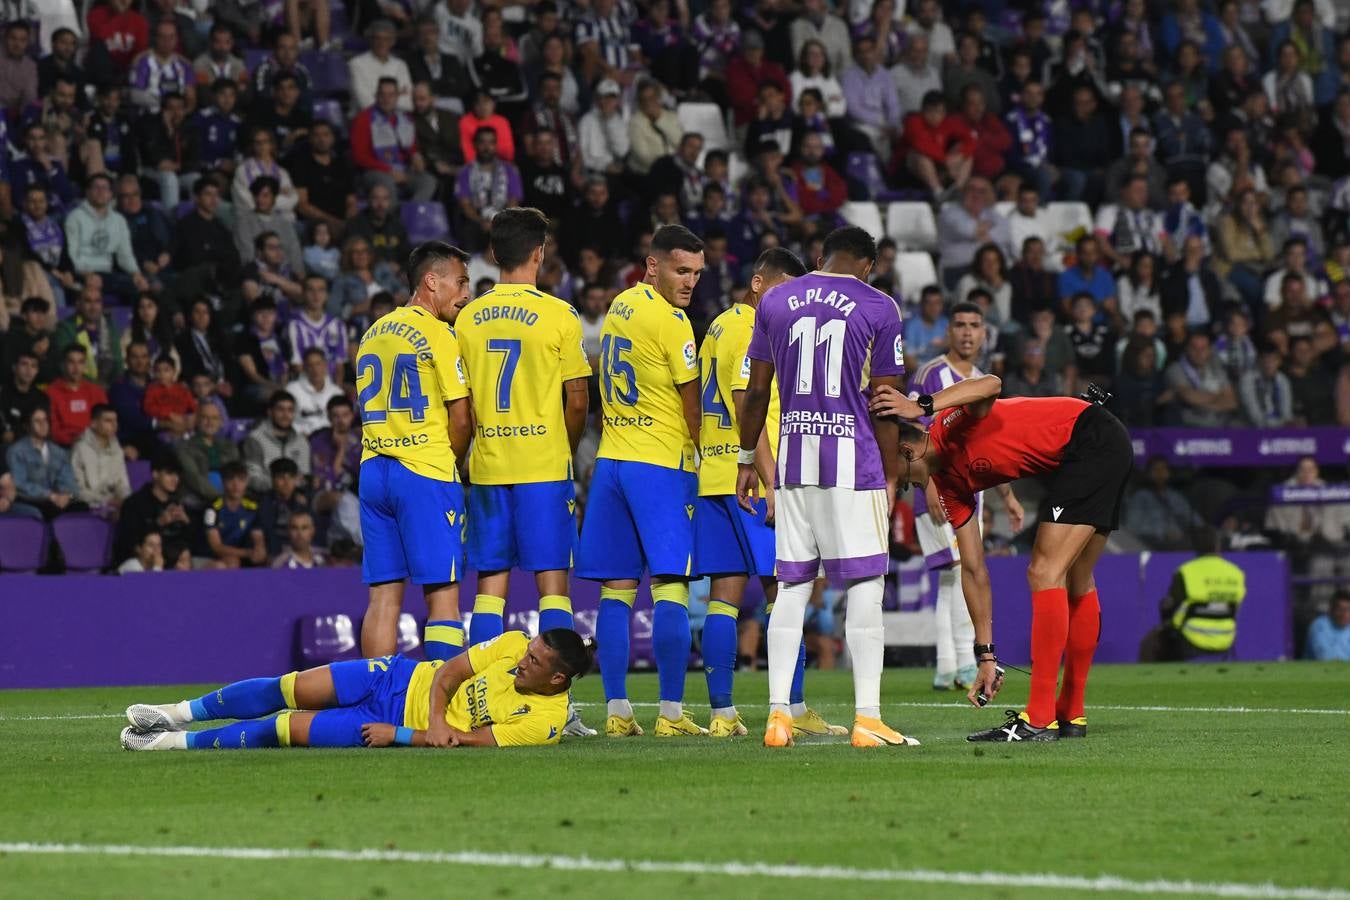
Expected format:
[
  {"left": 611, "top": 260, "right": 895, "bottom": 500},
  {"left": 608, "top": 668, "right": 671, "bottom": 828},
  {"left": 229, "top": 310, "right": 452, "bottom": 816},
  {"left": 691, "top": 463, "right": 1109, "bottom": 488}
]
[
  {"left": 0, "top": 713, "right": 125, "bottom": 721},
  {"left": 572, "top": 701, "right": 1350, "bottom": 716},
  {"left": 0, "top": 842, "right": 1345, "bottom": 900}
]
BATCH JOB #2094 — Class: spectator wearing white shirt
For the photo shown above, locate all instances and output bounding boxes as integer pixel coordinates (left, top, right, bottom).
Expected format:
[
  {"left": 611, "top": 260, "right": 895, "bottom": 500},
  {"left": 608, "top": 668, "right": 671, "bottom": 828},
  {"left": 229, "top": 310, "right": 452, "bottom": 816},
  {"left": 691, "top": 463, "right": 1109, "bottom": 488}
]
[
  {"left": 905, "top": 0, "right": 955, "bottom": 68},
  {"left": 348, "top": 20, "right": 412, "bottom": 114},
  {"left": 1117, "top": 251, "right": 1163, "bottom": 323},
  {"left": 272, "top": 510, "right": 327, "bottom": 569},
  {"left": 578, "top": 79, "right": 630, "bottom": 176},
  {"left": 286, "top": 348, "right": 344, "bottom": 437},
  {"left": 1263, "top": 237, "right": 1327, "bottom": 309},
  {"left": 790, "top": 39, "right": 848, "bottom": 118},
  {"left": 1006, "top": 186, "right": 1065, "bottom": 271},
  {"left": 789, "top": 0, "right": 852, "bottom": 77},
  {"left": 435, "top": 0, "right": 485, "bottom": 59},
  {"left": 1093, "top": 176, "right": 1167, "bottom": 270},
  {"left": 890, "top": 31, "right": 941, "bottom": 114}
]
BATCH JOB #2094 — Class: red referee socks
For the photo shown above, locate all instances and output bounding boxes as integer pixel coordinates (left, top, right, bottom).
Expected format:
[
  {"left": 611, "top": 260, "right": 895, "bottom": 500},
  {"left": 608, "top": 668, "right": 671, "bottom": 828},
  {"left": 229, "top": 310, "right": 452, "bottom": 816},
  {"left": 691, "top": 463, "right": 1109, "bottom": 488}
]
[
  {"left": 1026, "top": 587, "right": 1069, "bottom": 728},
  {"left": 1057, "top": 589, "right": 1101, "bottom": 724}
]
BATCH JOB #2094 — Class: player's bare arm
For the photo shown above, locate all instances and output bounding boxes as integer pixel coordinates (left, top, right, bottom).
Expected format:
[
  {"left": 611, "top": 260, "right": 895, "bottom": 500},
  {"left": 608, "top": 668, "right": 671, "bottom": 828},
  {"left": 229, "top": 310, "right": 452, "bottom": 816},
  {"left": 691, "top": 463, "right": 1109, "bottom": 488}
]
[
  {"left": 678, "top": 377, "right": 701, "bottom": 454},
  {"left": 425, "top": 652, "right": 475, "bottom": 747},
  {"left": 447, "top": 396, "right": 472, "bottom": 467},
  {"left": 736, "top": 358, "right": 774, "bottom": 511},
  {"left": 996, "top": 483, "right": 1025, "bottom": 532},
  {"left": 954, "top": 515, "right": 1002, "bottom": 707},
  {"left": 869, "top": 374, "right": 902, "bottom": 514},
  {"left": 871, "top": 374, "right": 1002, "bottom": 420},
  {"left": 563, "top": 376, "right": 589, "bottom": 455},
  {"left": 731, "top": 387, "right": 776, "bottom": 525}
]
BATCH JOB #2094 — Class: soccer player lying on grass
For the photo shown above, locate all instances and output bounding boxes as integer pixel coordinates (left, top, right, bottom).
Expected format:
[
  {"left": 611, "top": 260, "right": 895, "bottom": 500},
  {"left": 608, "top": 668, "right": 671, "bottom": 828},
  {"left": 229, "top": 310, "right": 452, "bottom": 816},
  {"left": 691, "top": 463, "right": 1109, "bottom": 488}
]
[
  {"left": 121, "top": 630, "right": 593, "bottom": 751},
  {"left": 871, "top": 378, "right": 1133, "bottom": 743}
]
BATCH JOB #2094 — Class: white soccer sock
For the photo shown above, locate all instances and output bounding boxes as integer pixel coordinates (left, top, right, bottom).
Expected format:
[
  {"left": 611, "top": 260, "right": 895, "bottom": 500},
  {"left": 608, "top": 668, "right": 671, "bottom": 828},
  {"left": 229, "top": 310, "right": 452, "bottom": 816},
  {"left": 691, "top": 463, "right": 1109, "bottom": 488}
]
[
  {"left": 170, "top": 701, "right": 193, "bottom": 723},
  {"left": 950, "top": 568, "right": 976, "bottom": 672},
  {"left": 768, "top": 579, "right": 812, "bottom": 714},
  {"left": 607, "top": 699, "right": 634, "bottom": 718},
  {"left": 712, "top": 705, "right": 736, "bottom": 719},
  {"left": 934, "top": 568, "right": 957, "bottom": 677},
  {"left": 789, "top": 702, "right": 808, "bottom": 718},
  {"left": 659, "top": 700, "right": 682, "bottom": 721},
  {"left": 846, "top": 576, "right": 885, "bottom": 719}
]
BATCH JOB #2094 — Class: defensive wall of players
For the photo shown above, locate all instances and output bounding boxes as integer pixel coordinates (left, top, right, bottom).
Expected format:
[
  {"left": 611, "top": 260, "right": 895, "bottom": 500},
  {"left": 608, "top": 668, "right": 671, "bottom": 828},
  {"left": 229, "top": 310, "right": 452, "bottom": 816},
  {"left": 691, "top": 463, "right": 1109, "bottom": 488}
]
[{"left": 0, "top": 551, "right": 1291, "bottom": 690}]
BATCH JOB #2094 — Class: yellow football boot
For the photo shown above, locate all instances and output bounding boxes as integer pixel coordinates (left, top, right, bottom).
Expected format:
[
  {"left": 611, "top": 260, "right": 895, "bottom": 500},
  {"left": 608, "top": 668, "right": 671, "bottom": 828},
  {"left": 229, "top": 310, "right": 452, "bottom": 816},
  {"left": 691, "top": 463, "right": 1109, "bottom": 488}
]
[
  {"left": 851, "top": 716, "right": 921, "bottom": 747},
  {"left": 605, "top": 715, "right": 644, "bottom": 737},
  {"left": 792, "top": 707, "right": 849, "bottom": 736},
  {"left": 654, "top": 714, "right": 709, "bottom": 737},
  {"left": 708, "top": 713, "right": 748, "bottom": 737}
]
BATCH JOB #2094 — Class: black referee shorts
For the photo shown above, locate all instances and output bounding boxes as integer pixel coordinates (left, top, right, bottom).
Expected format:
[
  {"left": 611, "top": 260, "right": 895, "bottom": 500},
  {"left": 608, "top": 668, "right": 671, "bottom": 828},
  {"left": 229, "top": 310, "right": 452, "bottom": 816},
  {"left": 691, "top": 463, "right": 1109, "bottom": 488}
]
[{"left": 1036, "top": 404, "right": 1134, "bottom": 533}]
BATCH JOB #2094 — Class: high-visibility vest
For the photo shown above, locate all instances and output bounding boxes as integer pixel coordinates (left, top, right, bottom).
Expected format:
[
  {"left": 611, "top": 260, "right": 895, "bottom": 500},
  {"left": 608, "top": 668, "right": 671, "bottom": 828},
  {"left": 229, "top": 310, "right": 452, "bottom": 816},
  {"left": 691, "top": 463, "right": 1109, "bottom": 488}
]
[{"left": 1171, "top": 556, "right": 1246, "bottom": 653}]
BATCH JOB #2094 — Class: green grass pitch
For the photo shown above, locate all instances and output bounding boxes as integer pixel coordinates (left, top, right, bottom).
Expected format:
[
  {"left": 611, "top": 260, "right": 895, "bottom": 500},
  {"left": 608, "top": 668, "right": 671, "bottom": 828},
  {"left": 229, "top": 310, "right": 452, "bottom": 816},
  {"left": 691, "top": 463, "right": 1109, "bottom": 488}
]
[{"left": 2, "top": 662, "right": 1348, "bottom": 899}]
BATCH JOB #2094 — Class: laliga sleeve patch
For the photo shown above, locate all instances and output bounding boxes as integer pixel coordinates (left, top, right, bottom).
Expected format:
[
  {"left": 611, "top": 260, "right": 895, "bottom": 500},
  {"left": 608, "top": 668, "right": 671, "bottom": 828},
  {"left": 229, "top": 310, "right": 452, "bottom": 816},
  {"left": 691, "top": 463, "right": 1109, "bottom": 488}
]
[
  {"left": 740, "top": 355, "right": 751, "bottom": 378},
  {"left": 893, "top": 334, "right": 904, "bottom": 366},
  {"left": 683, "top": 340, "right": 697, "bottom": 369},
  {"left": 455, "top": 358, "right": 467, "bottom": 383}
]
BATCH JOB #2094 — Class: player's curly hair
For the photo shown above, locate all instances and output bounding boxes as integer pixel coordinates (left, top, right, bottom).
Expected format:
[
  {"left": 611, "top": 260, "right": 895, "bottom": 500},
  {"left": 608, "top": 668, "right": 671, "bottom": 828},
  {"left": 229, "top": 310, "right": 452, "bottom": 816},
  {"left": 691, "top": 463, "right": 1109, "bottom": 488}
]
[{"left": 541, "top": 629, "right": 596, "bottom": 681}]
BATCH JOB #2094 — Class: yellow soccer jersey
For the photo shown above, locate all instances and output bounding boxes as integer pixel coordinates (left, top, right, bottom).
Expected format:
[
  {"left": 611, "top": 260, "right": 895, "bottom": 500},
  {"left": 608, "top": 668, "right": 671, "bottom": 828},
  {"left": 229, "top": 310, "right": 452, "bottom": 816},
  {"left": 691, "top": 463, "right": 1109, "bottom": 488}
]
[
  {"left": 698, "top": 303, "right": 780, "bottom": 496},
  {"left": 596, "top": 283, "right": 698, "bottom": 472},
  {"left": 402, "top": 631, "right": 567, "bottom": 747},
  {"left": 455, "top": 284, "right": 592, "bottom": 485},
  {"left": 356, "top": 305, "right": 469, "bottom": 482}
]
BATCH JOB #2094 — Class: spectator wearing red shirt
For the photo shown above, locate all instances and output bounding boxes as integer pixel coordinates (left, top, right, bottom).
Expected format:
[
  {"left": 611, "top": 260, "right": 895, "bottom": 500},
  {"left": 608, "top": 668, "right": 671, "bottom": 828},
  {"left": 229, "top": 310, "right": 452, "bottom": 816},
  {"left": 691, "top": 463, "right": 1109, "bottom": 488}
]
[
  {"left": 45, "top": 345, "right": 110, "bottom": 447},
  {"left": 791, "top": 132, "right": 846, "bottom": 236},
  {"left": 350, "top": 77, "right": 438, "bottom": 202},
  {"left": 895, "top": 90, "right": 974, "bottom": 197},
  {"left": 726, "top": 31, "right": 790, "bottom": 127},
  {"left": 143, "top": 354, "right": 198, "bottom": 439},
  {"left": 88, "top": 0, "right": 150, "bottom": 76},
  {"left": 458, "top": 91, "right": 516, "bottom": 164},
  {"left": 953, "top": 84, "right": 1012, "bottom": 184}
]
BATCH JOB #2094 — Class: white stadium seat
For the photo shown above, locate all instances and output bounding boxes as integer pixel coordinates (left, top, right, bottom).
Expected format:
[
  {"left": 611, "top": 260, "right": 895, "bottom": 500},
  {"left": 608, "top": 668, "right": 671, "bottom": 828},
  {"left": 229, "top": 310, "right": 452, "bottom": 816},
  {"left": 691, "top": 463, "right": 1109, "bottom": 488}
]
[
  {"left": 841, "top": 201, "right": 884, "bottom": 238},
  {"left": 885, "top": 202, "right": 939, "bottom": 252},
  {"left": 895, "top": 251, "right": 938, "bottom": 301},
  {"left": 676, "top": 102, "right": 730, "bottom": 153},
  {"left": 1045, "top": 202, "right": 1094, "bottom": 240}
]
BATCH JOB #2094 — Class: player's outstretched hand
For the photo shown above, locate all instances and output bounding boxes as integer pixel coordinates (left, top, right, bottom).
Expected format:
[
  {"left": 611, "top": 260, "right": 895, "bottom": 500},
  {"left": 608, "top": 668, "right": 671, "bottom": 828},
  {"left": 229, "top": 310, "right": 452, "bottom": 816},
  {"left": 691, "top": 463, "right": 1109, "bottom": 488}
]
[
  {"left": 735, "top": 463, "right": 759, "bottom": 513},
  {"left": 870, "top": 384, "right": 922, "bottom": 420},
  {"left": 362, "top": 723, "right": 396, "bottom": 747},
  {"left": 1005, "top": 494, "right": 1025, "bottom": 533},
  {"left": 967, "top": 661, "right": 1005, "bottom": 708},
  {"left": 425, "top": 720, "right": 454, "bottom": 748},
  {"left": 763, "top": 485, "right": 775, "bottom": 527}
]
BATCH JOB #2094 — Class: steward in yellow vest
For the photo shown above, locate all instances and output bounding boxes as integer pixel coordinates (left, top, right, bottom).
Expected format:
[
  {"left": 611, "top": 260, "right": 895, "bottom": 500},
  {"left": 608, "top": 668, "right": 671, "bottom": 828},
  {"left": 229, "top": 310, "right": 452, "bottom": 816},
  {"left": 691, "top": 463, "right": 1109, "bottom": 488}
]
[{"left": 1138, "top": 555, "right": 1246, "bottom": 661}]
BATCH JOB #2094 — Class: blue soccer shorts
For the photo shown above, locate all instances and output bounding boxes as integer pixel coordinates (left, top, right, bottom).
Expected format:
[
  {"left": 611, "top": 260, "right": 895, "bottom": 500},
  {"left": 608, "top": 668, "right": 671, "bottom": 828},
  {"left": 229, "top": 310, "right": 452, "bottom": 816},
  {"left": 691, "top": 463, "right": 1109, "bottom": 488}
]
[
  {"left": 693, "top": 495, "right": 775, "bottom": 579},
  {"left": 576, "top": 459, "right": 696, "bottom": 581},
  {"left": 306, "top": 654, "right": 420, "bottom": 748},
  {"left": 359, "top": 455, "right": 466, "bottom": 585},
  {"left": 467, "top": 480, "right": 577, "bottom": 572}
]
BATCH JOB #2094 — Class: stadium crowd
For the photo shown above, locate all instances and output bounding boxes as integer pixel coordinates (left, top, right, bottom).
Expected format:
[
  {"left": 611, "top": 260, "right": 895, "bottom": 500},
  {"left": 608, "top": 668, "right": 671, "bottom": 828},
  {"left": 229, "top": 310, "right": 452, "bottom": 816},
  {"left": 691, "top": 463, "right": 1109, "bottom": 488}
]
[{"left": 0, "top": 0, "right": 1348, "bottom": 641}]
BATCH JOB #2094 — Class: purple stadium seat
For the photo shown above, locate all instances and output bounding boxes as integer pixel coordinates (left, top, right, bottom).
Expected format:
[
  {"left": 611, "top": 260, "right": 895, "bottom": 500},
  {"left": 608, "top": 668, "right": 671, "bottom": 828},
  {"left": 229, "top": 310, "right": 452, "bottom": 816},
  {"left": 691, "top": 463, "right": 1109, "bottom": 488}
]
[
  {"left": 312, "top": 98, "right": 346, "bottom": 134},
  {"left": 396, "top": 613, "right": 421, "bottom": 654},
  {"left": 224, "top": 417, "right": 254, "bottom": 443},
  {"left": 571, "top": 608, "right": 598, "bottom": 640},
  {"left": 243, "top": 49, "right": 267, "bottom": 73},
  {"left": 506, "top": 609, "right": 538, "bottom": 636},
  {"left": 109, "top": 306, "right": 133, "bottom": 334},
  {"left": 298, "top": 614, "right": 361, "bottom": 667},
  {"left": 175, "top": 200, "right": 195, "bottom": 220},
  {"left": 0, "top": 517, "right": 48, "bottom": 572},
  {"left": 629, "top": 608, "right": 656, "bottom": 669},
  {"left": 306, "top": 51, "right": 351, "bottom": 98},
  {"left": 401, "top": 202, "right": 451, "bottom": 245},
  {"left": 52, "top": 514, "right": 113, "bottom": 572},
  {"left": 126, "top": 459, "right": 152, "bottom": 492}
]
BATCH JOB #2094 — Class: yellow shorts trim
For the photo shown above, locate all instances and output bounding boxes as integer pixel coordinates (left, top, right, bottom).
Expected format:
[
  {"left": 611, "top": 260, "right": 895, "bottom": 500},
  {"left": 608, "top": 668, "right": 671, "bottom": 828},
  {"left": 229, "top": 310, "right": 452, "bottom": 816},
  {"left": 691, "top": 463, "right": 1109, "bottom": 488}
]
[
  {"left": 425, "top": 624, "right": 466, "bottom": 647},
  {"left": 707, "top": 600, "right": 739, "bottom": 619},
  {"left": 650, "top": 582, "right": 689, "bottom": 608},
  {"left": 600, "top": 587, "right": 638, "bottom": 607}
]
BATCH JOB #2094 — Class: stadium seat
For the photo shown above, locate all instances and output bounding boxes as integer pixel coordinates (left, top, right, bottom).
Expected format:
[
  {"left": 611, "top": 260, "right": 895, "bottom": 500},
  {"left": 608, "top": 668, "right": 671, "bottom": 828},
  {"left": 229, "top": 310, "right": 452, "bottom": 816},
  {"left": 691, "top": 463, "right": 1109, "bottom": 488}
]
[
  {"left": 895, "top": 251, "right": 939, "bottom": 301},
  {"left": 676, "top": 102, "right": 730, "bottom": 153},
  {"left": 224, "top": 417, "right": 254, "bottom": 443},
  {"left": 311, "top": 98, "right": 346, "bottom": 134},
  {"left": 571, "top": 607, "right": 598, "bottom": 640},
  {"left": 1046, "top": 202, "right": 1094, "bottom": 241},
  {"left": 305, "top": 51, "right": 351, "bottom": 99},
  {"left": 174, "top": 200, "right": 195, "bottom": 220},
  {"left": 401, "top": 201, "right": 451, "bottom": 245},
  {"left": 629, "top": 608, "right": 657, "bottom": 669},
  {"left": 52, "top": 514, "right": 113, "bottom": 573},
  {"left": 885, "top": 202, "right": 939, "bottom": 252},
  {"left": 298, "top": 614, "right": 360, "bottom": 667},
  {"left": 841, "top": 201, "right": 884, "bottom": 237},
  {"left": 126, "top": 459, "right": 152, "bottom": 492},
  {"left": 0, "top": 517, "right": 47, "bottom": 572},
  {"left": 108, "top": 306, "right": 133, "bottom": 334},
  {"left": 506, "top": 610, "right": 539, "bottom": 636},
  {"left": 396, "top": 613, "right": 420, "bottom": 654},
  {"left": 243, "top": 49, "right": 267, "bottom": 73}
]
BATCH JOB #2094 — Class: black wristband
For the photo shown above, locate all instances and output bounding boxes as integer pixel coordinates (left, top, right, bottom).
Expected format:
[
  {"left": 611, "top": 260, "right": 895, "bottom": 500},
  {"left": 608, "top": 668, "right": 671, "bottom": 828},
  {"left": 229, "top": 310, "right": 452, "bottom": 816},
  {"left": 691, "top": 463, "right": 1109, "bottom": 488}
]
[
  {"left": 917, "top": 393, "right": 935, "bottom": 417},
  {"left": 973, "top": 642, "right": 996, "bottom": 658}
]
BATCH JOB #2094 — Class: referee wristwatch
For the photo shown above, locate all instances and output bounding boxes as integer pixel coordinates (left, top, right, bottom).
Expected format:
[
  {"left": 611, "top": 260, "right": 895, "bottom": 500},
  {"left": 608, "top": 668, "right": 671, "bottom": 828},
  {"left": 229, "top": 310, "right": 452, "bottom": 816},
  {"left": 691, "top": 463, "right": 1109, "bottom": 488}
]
[{"left": 916, "top": 394, "right": 935, "bottom": 417}]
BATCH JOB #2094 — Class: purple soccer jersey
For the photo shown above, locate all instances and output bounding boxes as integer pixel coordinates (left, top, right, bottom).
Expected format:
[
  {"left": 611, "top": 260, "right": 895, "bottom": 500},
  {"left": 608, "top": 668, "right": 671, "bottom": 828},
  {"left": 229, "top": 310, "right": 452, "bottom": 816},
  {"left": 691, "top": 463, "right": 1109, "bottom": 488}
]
[
  {"left": 907, "top": 353, "right": 984, "bottom": 532},
  {"left": 747, "top": 272, "right": 905, "bottom": 490}
]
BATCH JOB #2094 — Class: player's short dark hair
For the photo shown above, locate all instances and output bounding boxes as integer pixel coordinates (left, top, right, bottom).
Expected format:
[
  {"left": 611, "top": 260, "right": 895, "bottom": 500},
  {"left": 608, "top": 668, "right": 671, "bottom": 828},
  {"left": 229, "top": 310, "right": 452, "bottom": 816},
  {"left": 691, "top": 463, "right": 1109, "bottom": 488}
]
[
  {"left": 407, "top": 240, "right": 470, "bottom": 293},
  {"left": 250, "top": 176, "right": 280, "bottom": 199},
  {"left": 269, "top": 457, "right": 300, "bottom": 477},
  {"left": 20, "top": 296, "right": 49, "bottom": 315},
  {"left": 950, "top": 300, "right": 983, "bottom": 320},
  {"left": 473, "top": 125, "right": 497, "bottom": 142},
  {"left": 921, "top": 90, "right": 945, "bottom": 109},
  {"left": 376, "top": 75, "right": 399, "bottom": 91},
  {"left": 490, "top": 207, "right": 550, "bottom": 271},
  {"left": 541, "top": 629, "right": 595, "bottom": 681},
  {"left": 326, "top": 394, "right": 353, "bottom": 414},
  {"left": 63, "top": 344, "right": 87, "bottom": 360},
  {"left": 821, "top": 226, "right": 877, "bottom": 264},
  {"left": 268, "top": 390, "right": 296, "bottom": 409},
  {"left": 153, "top": 353, "right": 176, "bottom": 369},
  {"left": 220, "top": 460, "right": 248, "bottom": 482},
  {"left": 754, "top": 247, "right": 807, "bottom": 280},
  {"left": 91, "top": 403, "right": 115, "bottom": 419},
  {"left": 651, "top": 224, "right": 704, "bottom": 257},
  {"left": 151, "top": 452, "right": 182, "bottom": 474},
  {"left": 302, "top": 346, "right": 327, "bottom": 364}
]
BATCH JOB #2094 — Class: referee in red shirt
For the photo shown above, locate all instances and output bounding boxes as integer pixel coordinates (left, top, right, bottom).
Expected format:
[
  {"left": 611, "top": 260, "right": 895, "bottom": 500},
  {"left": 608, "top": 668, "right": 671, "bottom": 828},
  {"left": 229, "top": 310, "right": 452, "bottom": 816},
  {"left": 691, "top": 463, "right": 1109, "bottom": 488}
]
[{"left": 871, "top": 377, "right": 1133, "bottom": 742}]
